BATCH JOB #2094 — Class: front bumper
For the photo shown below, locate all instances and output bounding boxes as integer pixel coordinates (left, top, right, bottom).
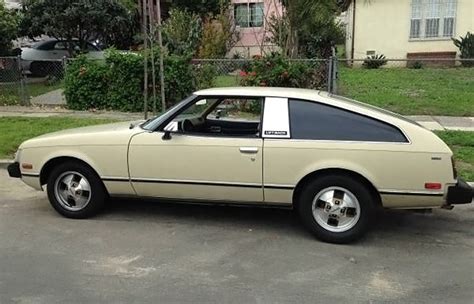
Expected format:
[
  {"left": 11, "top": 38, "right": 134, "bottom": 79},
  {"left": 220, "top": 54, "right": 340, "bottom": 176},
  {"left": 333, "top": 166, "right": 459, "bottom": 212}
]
[
  {"left": 7, "top": 162, "right": 21, "bottom": 178},
  {"left": 446, "top": 179, "right": 473, "bottom": 205}
]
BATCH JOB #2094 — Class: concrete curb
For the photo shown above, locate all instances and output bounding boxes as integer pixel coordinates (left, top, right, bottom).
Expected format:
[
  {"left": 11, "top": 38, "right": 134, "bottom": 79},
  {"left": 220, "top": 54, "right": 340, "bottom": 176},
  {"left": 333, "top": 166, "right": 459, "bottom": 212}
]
[{"left": 0, "top": 159, "right": 13, "bottom": 169}]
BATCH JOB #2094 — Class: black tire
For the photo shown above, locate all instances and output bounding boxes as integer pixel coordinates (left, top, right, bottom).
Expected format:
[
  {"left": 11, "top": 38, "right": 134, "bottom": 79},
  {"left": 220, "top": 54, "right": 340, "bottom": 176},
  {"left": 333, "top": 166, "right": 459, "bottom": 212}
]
[
  {"left": 46, "top": 161, "right": 107, "bottom": 219},
  {"left": 297, "top": 174, "right": 375, "bottom": 244}
]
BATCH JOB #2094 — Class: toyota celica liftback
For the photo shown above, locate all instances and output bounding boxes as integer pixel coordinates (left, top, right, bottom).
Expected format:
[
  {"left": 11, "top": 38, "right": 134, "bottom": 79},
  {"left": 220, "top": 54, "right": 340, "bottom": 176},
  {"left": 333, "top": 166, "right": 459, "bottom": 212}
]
[{"left": 8, "top": 87, "right": 473, "bottom": 243}]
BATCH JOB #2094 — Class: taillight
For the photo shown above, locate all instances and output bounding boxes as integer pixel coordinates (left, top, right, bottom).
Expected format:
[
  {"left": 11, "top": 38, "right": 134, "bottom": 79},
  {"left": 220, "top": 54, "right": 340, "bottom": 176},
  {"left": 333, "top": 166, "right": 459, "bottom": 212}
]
[{"left": 451, "top": 156, "right": 457, "bottom": 179}]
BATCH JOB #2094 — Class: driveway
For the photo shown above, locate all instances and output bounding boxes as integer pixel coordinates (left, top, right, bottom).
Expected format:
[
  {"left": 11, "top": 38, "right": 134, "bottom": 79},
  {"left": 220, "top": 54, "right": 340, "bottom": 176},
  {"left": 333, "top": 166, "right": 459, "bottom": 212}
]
[{"left": 0, "top": 170, "right": 473, "bottom": 303}]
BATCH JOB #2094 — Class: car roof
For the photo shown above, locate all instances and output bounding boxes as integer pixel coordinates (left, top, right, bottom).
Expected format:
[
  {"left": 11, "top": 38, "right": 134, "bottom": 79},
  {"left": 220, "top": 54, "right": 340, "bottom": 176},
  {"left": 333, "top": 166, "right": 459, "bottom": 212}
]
[
  {"left": 195, "top": 87, "right": 324, "bottom": 99},
  {"left": 194, "top": 87, "right": 357, "bottom": 112}
]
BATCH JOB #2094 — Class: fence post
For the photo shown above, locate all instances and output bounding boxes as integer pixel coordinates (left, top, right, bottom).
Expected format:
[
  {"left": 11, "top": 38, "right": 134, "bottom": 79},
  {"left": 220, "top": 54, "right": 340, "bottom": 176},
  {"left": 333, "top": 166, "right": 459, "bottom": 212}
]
[
  {"left": 325, "top": 47, "right": 339, "bottom": 95},
  {"left": 327, "top": 56, "right": 333, "bottom": 93},
  {"left": 331, "top": 47, "right": 338, "bottom": 95},
  {"left": 61, "top": 56, "right": 67, "bottom": 75},
  {"left": 16, "top": 55, "right": 29, "bottom": 106}
]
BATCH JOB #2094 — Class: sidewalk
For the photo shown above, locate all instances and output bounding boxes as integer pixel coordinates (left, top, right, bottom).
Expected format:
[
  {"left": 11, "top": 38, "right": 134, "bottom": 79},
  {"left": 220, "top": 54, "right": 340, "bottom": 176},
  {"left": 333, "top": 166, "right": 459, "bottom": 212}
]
[{"left": 0, "top": 106, "right": 472, "bottom": 131}]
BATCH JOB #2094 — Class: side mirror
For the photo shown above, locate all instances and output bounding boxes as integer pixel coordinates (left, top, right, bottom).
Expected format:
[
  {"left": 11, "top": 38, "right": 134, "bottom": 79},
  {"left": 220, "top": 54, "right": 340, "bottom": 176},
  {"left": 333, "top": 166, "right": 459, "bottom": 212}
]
[
  {"left": 215, "top": 109, "right": 223, "bottom": 119},
  {"left": 162, "top": 131, "right": 172, "bottom": 140}
]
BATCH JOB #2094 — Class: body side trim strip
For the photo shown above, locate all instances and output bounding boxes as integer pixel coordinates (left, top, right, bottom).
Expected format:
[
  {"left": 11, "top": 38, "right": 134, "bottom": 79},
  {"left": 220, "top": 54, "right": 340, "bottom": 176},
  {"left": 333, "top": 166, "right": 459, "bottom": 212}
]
[
  {"left": 21, "top": 173, "right": 40, "bottom": 177},
  {"left": 380, "top": 190, "right": 444, "bottom": 197},
  {"left": 110, "top": 194, "right": 293, "bottom": 207},
  {"left": 101, "top": 176, "right": 295, "bottom": 190}
]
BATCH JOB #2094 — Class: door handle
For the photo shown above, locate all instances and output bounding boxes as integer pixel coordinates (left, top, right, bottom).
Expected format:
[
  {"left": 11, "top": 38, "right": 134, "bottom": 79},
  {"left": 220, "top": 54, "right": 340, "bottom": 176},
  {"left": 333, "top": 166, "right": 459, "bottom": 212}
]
[{"left": 239, "top": 147, "right": 258, "bottom": 154}]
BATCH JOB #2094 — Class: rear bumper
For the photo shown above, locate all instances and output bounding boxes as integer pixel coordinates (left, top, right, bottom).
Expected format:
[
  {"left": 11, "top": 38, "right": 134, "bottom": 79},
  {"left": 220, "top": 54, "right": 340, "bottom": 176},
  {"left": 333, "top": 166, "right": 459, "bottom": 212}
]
[
  {"left": 446, "top": 179, "right": 473, "bottom": 205},
  {"left": 7, "top": 162, "right": 21, "bottom": 178}
]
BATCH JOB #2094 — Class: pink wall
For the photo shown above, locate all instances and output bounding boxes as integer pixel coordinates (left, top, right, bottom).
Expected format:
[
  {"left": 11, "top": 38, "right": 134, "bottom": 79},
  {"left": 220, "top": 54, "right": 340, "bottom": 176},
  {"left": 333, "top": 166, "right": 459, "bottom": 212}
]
[{"left": 230, "top": 0, "right": 284, "bottom": 57}]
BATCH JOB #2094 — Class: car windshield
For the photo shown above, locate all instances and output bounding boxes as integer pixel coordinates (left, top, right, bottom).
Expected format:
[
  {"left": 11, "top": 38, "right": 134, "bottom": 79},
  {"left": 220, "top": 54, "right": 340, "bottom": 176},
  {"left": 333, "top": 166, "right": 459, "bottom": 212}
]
[{"left": 140, "top": 95, "right": 197, "bottom": 131}]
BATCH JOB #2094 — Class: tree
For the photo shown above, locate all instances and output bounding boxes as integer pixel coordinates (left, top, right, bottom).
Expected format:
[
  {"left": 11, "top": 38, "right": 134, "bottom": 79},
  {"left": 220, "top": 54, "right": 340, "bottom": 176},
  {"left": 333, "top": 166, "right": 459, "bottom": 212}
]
[
  {"left": 197, "top": 10, "right": 239, "bottom": 58},
  {"left": 0, "top": 2, "right": 19, "bottom": 56},
  {"left": 162, "top": 8, "right": 202, "bottom": 56},
  {"left": 19, "top": 0, "right": 138, "bottom": 54},
  {"left": 169, "top": 0, "right": 229, "bottom": 18},
  {"left": 271, "top": 0, "right": 344, "bottom": 58}
]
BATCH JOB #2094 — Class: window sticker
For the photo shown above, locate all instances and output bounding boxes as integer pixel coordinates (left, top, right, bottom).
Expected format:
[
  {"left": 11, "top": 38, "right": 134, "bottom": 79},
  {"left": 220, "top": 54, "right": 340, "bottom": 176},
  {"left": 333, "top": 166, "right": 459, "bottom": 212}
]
[{"left": 262, "top": 97, "right": 290, "bottom": 138}]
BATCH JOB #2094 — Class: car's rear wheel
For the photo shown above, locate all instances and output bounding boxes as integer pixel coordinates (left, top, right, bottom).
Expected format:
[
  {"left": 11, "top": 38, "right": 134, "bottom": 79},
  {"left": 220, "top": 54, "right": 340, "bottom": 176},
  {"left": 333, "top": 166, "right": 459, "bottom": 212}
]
[
  {"left": 46, "top": 162, "right": 106, "bottom": 218},
  {"left": 297, "top": 174, "right": 375, "bottom": 244}
]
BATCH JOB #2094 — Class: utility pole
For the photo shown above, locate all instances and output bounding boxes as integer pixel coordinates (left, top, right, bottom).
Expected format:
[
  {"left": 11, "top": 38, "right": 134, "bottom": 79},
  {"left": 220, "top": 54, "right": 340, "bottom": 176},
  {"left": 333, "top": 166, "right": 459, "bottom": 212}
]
[
  {"left": 156, "top": 0, "right": 166, "bottom": 111},
  {"left": 142, "top": 0, "right": 148, "bottom": 119},
  {"left": 148, "top": 0, "right": 157, "bottom": 115}
]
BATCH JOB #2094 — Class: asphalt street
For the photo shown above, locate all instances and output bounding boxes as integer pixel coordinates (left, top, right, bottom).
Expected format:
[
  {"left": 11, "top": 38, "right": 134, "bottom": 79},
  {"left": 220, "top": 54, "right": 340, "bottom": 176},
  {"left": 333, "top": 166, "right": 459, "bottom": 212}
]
[{"left": 0, "top": 170, "right": 473, "bottom": 303}]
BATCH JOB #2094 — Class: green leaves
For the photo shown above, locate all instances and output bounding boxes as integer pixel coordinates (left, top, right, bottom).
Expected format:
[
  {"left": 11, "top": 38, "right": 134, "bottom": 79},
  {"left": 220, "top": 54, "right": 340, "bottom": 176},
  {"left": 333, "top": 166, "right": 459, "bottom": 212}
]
[
  {"left": 162, "top": 8, "right": 202, "bottom": 57},
  {"left": 0, "top": 2, "right": 19, "bottom": 56},
  {"left": 65, "top": 50, "right": 209, "bottom": 111},
  {"left": 452, "top": 32, "right": 474, "bottom": 67},
  {"left": 240, "top": 52, "right": 325, "bottom": 89},
  {"left": 19, "top": 0, "right": 137, "bottom": 53},
  {"left": 270, "top": 0, "right": 344, "bottom": 58}
]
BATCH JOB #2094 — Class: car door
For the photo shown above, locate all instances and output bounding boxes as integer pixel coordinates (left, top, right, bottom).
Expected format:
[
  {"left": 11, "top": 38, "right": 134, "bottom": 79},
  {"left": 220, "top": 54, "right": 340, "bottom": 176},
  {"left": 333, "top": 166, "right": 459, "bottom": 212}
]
[
  {"left": 48, "top": 41, "right": 69, "bottom": 60},
  {"left": 128, "top": 97, "right": 264, "bottom": 203}
]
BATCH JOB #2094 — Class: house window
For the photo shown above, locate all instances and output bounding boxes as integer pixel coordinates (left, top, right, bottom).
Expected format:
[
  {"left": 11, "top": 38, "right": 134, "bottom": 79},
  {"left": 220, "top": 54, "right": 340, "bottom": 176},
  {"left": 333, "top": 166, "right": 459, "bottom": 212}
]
[
  {"left": 234, "top": 2, "right": 264, "bottom": 28},
  {"left": 410, "top": 0, "right": 457, "bottom": 39}
]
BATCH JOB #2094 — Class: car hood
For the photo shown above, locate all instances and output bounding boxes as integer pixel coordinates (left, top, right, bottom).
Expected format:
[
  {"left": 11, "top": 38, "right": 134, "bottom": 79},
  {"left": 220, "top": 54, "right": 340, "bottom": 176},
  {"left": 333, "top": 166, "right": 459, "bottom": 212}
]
[{"left": 19, "top": 121, "right": 145, "bottom": 149}]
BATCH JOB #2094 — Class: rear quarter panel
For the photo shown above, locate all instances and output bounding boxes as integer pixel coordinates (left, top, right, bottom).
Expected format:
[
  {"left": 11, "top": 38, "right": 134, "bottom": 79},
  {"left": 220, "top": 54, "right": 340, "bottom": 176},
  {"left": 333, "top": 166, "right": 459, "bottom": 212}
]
[{"left": 264, "top": 121, "right": 455, "bottom": 208}]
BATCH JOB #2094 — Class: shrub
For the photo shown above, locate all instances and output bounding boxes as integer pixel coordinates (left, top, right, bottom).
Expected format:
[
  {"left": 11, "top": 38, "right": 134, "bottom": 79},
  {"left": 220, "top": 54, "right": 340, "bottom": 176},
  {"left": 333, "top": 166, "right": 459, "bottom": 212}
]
[
  {"left": 162, "top": 8, "right": 201, "bottom": 57},
  {"left": 106, "top": 50, "right": 143, "bottom": 111},
  {"left": 197, "top": 10, "right": 239, "bottom": 58},
  {"left": 193, "top": 63, "right": 217, "bottom": 89},
  {"left": 240, "top": 52, "right": 323, "bottom": 88},
  {"left": 410, "top": 60, "right": 423, "bottom": 69},
  {"left": 65, "top": 49, "right": 198, "bottom": 111},
  {"left": 452, "top": 32, "right": 474, "bottom": 67},
  {"left": 161, "top": 54, "right": 195, "bottom": 108},
  {"left": 64, "top": 56, "right": 109, "bottom": 110},
  {"left": 363, "top": 54, "right": 387, "bottom": 69}
]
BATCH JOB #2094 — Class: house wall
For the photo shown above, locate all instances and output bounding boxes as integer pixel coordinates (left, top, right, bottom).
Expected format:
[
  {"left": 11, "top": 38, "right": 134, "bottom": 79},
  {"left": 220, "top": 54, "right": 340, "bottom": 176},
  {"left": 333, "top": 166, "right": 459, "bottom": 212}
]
[
  {"left": 228, "top": 0, "right": 284, "bottom": 58},
  {"left": 346, "top": 0, "right": 473, "bottom": 62}
]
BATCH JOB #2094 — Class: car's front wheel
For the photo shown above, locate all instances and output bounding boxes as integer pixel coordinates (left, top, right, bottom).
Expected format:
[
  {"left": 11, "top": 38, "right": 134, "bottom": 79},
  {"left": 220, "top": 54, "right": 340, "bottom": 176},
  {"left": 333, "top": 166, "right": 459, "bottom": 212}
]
[
  {"left": 297, "top": 174, "right": 375, "bottom": 244},
  {"left": 46, "top": 162, "right": 106, "bottom": 218}
]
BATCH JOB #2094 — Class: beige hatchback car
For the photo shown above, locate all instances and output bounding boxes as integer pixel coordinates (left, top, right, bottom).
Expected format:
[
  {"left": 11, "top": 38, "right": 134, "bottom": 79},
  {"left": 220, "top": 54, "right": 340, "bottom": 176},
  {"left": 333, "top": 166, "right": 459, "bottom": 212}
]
[{"left": 8, "top": 87, "right": 473, "bottom": 243}]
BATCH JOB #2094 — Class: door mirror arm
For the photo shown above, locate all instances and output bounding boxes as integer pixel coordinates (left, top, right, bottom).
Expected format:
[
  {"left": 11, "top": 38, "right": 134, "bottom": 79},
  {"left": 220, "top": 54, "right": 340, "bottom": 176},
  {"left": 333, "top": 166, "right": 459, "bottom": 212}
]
[{"left": 162, "top": 131, "right": 172, "bottom": 140}]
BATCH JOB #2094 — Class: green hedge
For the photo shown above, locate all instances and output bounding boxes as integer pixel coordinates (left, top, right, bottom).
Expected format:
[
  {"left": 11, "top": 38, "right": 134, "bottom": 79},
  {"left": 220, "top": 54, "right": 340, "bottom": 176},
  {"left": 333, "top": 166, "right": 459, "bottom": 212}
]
[{"left": 65, "top": 50, "right": 214, "bottom": 112}]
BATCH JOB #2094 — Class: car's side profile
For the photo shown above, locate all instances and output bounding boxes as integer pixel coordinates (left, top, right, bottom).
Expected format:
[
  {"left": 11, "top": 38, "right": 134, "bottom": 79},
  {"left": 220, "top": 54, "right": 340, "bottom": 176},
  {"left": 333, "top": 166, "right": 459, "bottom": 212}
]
[
  {"left": 8, "top": 87, "right": 473, "bottom": 243},
  {"left": 21, "top": 39, "right": 104, "bottom": 76}
]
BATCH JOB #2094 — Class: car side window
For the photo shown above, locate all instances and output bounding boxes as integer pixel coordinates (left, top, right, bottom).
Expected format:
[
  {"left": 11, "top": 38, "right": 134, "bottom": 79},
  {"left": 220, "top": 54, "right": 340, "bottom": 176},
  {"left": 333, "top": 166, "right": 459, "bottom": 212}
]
[
  {"left": 289, "top": 99, "right": 408, "bottom": 142},
  {"left": 54, "top": 42, "right": 68, "bottom": 50},
  {"left": 164, "top": 97, "right": 263, "bottom": 137},
  {"left": 36, "top": 41, "right": 56, "bottom": 51},
  {"left": 207, "top": 98, "right": 261, "bottom": 121}
]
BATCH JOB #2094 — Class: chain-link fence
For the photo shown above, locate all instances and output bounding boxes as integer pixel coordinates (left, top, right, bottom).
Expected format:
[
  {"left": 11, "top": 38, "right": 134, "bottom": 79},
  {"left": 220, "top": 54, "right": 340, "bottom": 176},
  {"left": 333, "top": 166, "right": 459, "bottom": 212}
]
[
  {"left": 0, "top": 56, "right": 27, "bottom": 106},
  {"left": 191, "top": 58, "right": 332, "bottom": 91},
  {"left": 1, "top": 56, "right": 473, "bottom": 112},
  {"left": 0, "top": 56, "right": 66, "bottom": 107}
]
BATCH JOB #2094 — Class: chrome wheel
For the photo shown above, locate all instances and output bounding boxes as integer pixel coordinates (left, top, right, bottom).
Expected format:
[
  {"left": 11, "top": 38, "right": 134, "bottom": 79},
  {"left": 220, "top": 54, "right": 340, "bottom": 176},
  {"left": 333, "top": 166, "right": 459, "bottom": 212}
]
[
  {"left": 311, "top": 186, "right": 361, "bottom": 233},
  {"left": 54, "top": 171, "right": 92, "bottom": 211}
]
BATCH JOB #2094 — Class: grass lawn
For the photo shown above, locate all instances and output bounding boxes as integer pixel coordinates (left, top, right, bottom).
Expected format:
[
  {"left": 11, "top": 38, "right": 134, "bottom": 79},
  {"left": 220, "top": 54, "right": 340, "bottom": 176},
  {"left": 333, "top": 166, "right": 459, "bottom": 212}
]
[
  {"left": 0, "top": 117, "right": 116, "bottom": 158},
  {"left": 338, "top": 66, "right": 474, "bottom": 116},
  {"left": 28, "top": 81, "right": 64, "bottom": 97},
  {"left": 214, "top": 75, "right": 240, "bottom": 87},
  {"left": 1, "top": 117, "right": 472, "bottom": 181},
  {"left": 1, "top": 81, "right": 64, "bottom": 105},
  {"left": 436, "top": 130, "right": 474, "bottom": 181}
]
